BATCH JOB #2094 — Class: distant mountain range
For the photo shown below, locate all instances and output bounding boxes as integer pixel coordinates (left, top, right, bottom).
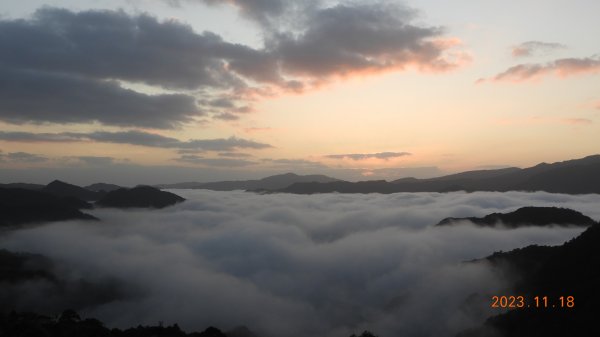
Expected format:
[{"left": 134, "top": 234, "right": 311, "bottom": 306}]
[
  {"left": 157, "top": 172, "right": 340, "bottom": 191},
  {"left": 271, "top": 155, "right": 600, "bottom": 194},
  {"left": 436, "top": 207, "right": 596, "bottom": 228}
]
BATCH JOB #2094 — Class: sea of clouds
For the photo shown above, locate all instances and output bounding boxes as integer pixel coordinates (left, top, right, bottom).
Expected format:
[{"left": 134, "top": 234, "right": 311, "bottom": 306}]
[{"left": 1, "top": 190, "right": 598, "bottom": 337}]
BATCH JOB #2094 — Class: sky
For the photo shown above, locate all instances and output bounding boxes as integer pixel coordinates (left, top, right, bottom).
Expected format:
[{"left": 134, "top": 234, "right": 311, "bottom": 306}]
[
  {"left": 0, "top": 0, "right": 599, "bottom": 184},
  {"left": 1, "top": 190, "right": 596, "bottom": 336}
]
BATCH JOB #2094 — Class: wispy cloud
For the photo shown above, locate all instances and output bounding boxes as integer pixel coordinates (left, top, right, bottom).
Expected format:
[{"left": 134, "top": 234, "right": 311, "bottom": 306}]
[
  {"left": 562, "top": 118, "right": 592, "bottom": 125},
  {"left": 175, "top": 155, "right": 257, "bottom": 167},
  {"left": 261, "top": 158, "right": 327, "bottom": 168},
  {"left": 0, "top": 151, "right": 47, "bottom": 163},
  {"left": 511, "top": 41, "right": 566, "bottom": 58},
  {"left": 325, "top": 152, "right": 411, "bottom": 161},
  {"left": 0, "top": 131, "right": 273, "bottom": 152},
  {"left": 478, "top": 55, "right": 600, "bottom": 83}
]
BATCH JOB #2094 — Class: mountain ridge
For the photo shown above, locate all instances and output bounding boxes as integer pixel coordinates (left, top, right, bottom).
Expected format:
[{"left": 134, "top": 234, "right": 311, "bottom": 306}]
[
  {"left": 271, "top": 155, "right": 600, "bottom": 194},
  {"left": 157, "top": 172, "right": 340, "bottom": 191}
]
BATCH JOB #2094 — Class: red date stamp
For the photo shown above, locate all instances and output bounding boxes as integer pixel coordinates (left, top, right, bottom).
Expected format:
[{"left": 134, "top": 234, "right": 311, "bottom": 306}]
[{"left": 491, "top": 295, "right": 574, "bottom": 308}]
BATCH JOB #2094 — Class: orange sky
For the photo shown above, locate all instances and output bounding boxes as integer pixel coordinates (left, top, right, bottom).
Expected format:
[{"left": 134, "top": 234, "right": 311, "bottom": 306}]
[{"left": 0, "top": 0, "right": 599, "bottom": 184}]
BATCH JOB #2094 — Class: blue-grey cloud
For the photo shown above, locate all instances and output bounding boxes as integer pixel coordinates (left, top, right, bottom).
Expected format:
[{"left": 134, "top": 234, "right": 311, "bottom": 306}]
[
  {"left": 0, "top": 131, "right": 272, "bottom": 152},
  {"left": 262, "top": 158, "right": 327, "bottom": 168},
  {"left": 0, "top": 68, "right": 200, "bottom": 129},
  {"left": 0, "top": 151, "right": 47, "bottom": 163},
  {"left": 512, "top": 41, "right": 566, "bottom": 58},
  {"left": 175, "top": 155, "right": 257, "bottom": 166},
  {"left": 0, "top": 8, "right": 246, "bottom": 90},
  {"left": 0, "top": 4, "right": 463, "bottom": 126},
  {"left": 479, "top": 55, "right": 600, "bottom": 83},
  {"left": 71, "top": 156, "right": 116, "bottom": 166}
]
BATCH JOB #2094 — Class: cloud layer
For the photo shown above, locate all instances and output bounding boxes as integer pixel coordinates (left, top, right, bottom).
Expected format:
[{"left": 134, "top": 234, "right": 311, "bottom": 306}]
[{"left": 1, "top": 190, "right": 596, "bottom": 337}]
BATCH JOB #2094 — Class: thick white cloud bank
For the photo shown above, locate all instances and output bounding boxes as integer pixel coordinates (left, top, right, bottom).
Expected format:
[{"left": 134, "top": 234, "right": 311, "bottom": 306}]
[{"left": 1, "top": 191, "right": 598, "bottom": 337}]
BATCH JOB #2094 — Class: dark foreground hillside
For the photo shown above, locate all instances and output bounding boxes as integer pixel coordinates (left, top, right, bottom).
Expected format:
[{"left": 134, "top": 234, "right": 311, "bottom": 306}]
[
  {"left": 0, "top": 310, "right": 381, "bottom": 337},
  {"left": 458, "top": 222, "right": 600, "bottom": 337},
  {"left": 0, "top": 188, "right": 97, "bottom": 227}
]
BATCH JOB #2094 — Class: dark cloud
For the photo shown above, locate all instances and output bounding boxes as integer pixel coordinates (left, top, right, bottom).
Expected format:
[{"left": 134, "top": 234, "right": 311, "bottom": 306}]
[
  {"left": 213, "top": 112, "right": 241, "bottom": 120},
  {"left": 182, "top": 136, "right": 273, "bottom": 151},
  {"left": 173, "top": 1, "right": 464, "bottom": 85},
  {"left": 326, "top": 152, "right": 411, "bottom": 161},
  {"left": 269, "top": 2, "right": 458, "bottom": 79},
  {"left": 0, "top": 131, "right": 272, "bottom": 152},
  {"left": 511, "top": 41, "right": 566, "bottom": 58},
  {"left": 0, "top": 8, "right": 246, "bottom": 90},
  {"left": 479, "top": 55, "right": 600, "bottom": 83},
  {"left": 71, "top": 156, "right": 116, "bottom": 166},
  {"left": 175, "top": 155, "right": 257, "bottom": 166},
  {"left": 0, "top": 151, "right": 47, "bottom": 163},
  {"left": 262, "top": 158, "right": 327, "bottom": 168},
  {"left": 199, "top": 0, "right": 290, "bottom": 28},
  {"left": 0, "top": 68, "right": 200, "bottom": 129},
  {"left": 218, "top": 152, "right": 253, "bottom": 158},
  {"left": 0, "top": 8, "right": 254, "bottom": 126},
  {"left": 0, "top": 191, "right": 594, "bottom": 336},
  {"left": 0, "top": 4, "right": 463, "bottom": 127}
]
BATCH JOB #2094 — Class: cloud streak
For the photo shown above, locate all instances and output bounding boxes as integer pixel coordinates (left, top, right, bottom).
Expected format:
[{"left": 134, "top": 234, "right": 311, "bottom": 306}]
[
  {"left": 1, "top": 190, "right": 596, "bottom": 337},
  {"left": 0, "top": 151, "right": 47, "bottom": 163},
  {"left": 325, "top": 152, "right": 411, "bottom": 161},
  {"left": 175, "top": 155, "right": 257, "bottom": 167},
  {"left": 0, "top": 131, "right": 272, "bottom": 152},
  {"left": 511, "top": 41, "right": 566, "bottom": 58},
  {"left": 479, "top": 55, "right": 600, "bottom": 83}
]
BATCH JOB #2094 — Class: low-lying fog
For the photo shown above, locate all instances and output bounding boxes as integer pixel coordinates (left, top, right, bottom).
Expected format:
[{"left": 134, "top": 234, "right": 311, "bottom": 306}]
[{"left": 2, "top": 191, "right": 599, "bottom": 337}]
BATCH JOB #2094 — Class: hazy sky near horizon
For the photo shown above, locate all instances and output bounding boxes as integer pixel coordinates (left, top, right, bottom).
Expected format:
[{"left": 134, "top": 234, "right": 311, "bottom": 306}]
[{"left": 1, "top": 0, "right": 599, "bottom": 183}]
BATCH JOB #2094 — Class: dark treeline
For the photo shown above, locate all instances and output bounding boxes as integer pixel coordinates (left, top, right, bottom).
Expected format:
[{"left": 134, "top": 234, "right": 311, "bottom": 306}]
[{"left": 0, "top": 310, "right": 379, "bottom": 337}]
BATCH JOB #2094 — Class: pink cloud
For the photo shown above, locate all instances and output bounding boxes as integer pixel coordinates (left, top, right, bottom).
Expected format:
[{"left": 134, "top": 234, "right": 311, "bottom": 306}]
[
  {"left": 562, "top": 118, "right": 593, "bottom": 125},
  {"left": 479, "top": 56, "right": 600, "bottom": 83}
]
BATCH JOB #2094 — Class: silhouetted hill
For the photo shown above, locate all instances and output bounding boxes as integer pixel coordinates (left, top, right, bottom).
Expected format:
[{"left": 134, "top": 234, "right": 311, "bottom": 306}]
[
  {"left": 0, "top": 309, "right": 372, "bottom": 337},
  {"left": 0, "top": 188, "right": 97, "bottom": 227},
  {"left": 96, "top": 186, "right": 185, "bottom": 209},
  {"left": 84, "top": 183, "right": 124, "bottom": 193},
  {"left": 271, "top": 155, "right": 600, "bottom": 194},
  {"left": 158, "top": 173, "right": 340, "bottom": 191},
  {"left": 436, "top": 207, "right": 596, "bottom": 228},
  {"left": 42, "top": 180, "right": 104, "bottom": 201},
  {"left": 0, "top": 310, "right": 231, "bottom": 337},
  {"left": 457, "top": 222, "right": 600, "bottom": 337}
]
